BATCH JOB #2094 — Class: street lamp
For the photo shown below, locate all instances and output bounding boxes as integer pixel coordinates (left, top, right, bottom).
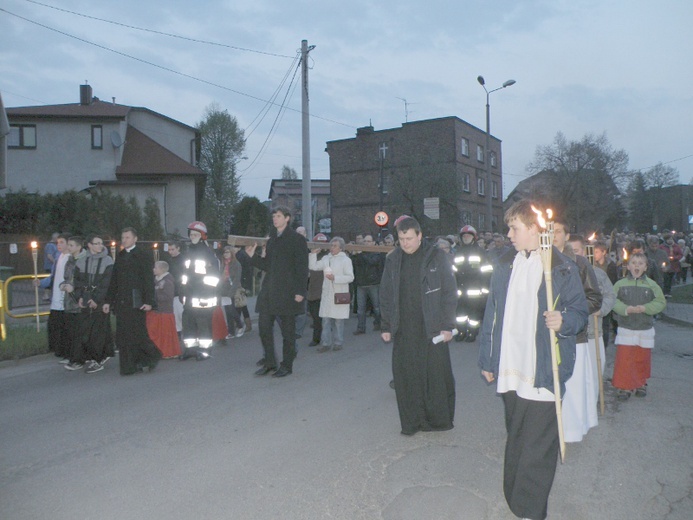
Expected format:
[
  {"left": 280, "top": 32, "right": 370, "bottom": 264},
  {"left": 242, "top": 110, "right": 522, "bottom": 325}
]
[{"left": 477, "top": 76, "right": 516, "bottom": 232}]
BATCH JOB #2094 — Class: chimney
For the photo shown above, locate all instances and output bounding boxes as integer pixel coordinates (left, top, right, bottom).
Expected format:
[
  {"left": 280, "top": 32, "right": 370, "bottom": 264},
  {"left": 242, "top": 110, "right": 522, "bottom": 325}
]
[{"left": 80, "top": 84, "right": 93, "bottom": 106}]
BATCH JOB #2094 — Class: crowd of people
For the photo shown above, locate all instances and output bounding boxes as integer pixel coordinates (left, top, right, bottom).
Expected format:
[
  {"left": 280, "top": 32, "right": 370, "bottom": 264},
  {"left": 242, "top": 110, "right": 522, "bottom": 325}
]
[{"left": 36, "top": 202, "right": 689, "bottom": 520}]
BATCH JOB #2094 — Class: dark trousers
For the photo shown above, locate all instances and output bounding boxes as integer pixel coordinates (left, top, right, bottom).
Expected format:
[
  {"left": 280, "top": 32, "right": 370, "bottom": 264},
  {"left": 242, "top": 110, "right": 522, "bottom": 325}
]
[
  {"left": 223, "top": 304, "right": 243, "bottom": 333},
  {"left": 48, "top": 310, "right": 70, "bottom": 359},
  {"left": 182, "top": 306, "right": 213, "bottom": 341},
  {"left": 307, "top": 299, "right": 322, "bottom": 343},
  {"left": 115, "top": 306, "right": 161, "bottom": 375},
  {"left": 663, "top": 272, "right": 675, "bottom": 295},
  {"left": 259, "top": 312, "right": 296, "bottom": 370},
  {"left": 502, "top": 391, "right": 559, "bottom": 520}
]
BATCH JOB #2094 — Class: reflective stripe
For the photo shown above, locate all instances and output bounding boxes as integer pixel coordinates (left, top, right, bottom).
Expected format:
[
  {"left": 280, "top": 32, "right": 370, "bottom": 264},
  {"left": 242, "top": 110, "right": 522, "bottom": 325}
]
[
  {"left": 194, "top": 259, "right": 207, "bottom": 274},
  {"left": 456, "top": 315, "right": 469, "bottom": 323},
  {"left": 184, "top": 259, "right": 191, "bottom": 268},
  {"left": 203, "top": 276, "right": 219, "bottom": 287},
  {"left": 468, "top": 255, "right": 481, "bottom": 263},
  {"left": 480, "top": 265, "right": 493, "bottom": 273},
  {"left": 181, "top": 275, "right": 188, "bottom": 285},
  {"left": 457, "top": 289, "right": 462, "bottom": 297},
  {"left": 191, "top": 297, "right": 217, "bottom": 308},
  {"left": 468, "top": 319, "right": 480, "bottom": 327},
  {"left": 467, "top": 289, "right": 483, "bottom": 297},
  {"left": 455, "top": 256, "right": 466, "bottom": 264}
]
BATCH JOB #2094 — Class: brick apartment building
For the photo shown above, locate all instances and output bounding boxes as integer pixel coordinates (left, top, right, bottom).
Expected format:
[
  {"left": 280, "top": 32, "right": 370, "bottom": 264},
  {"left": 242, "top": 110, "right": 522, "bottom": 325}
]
[
  {"left": 268, "top": 178, "right": 331, "bottom": 232},
  {"left": 325, "top": 116, "right": 504, "bottom": 240}
]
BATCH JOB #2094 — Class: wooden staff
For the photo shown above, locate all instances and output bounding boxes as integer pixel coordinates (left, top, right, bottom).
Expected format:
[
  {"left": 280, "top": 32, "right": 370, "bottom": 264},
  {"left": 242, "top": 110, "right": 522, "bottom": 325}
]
[
  {"left": 227, "top": 235, "right": 394, "bottom": 254},
  {"left": 585, "top": 243, "right": 606, "bottom": 415},
  {"left": 534, "top": 207, "right": 566, "bottom": 463},
  {"left": 31, "top": 241, "right": 40, "bottom": 332}
]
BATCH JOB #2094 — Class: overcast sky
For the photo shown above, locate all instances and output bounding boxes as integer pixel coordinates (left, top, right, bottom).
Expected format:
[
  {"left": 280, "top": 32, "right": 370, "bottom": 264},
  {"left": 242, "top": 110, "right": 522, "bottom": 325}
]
[{"left": 2, "top": 0, "right": 692, "bottom": 202}]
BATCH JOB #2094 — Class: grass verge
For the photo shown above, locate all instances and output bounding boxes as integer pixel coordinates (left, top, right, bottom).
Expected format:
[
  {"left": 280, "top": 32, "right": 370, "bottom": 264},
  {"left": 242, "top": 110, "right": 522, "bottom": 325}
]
[{"left": 0, "top": 324, "right": 49, "bottom": 361}]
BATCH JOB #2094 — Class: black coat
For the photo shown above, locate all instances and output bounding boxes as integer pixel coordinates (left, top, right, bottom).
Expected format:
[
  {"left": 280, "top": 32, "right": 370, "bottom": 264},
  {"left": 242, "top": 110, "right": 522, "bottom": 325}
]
[
  {"left": 105, "top": 245, "right": 155, "bottom": 310},
  {"left": 250, "top": 226, "right": 308, "bottom": 316}
]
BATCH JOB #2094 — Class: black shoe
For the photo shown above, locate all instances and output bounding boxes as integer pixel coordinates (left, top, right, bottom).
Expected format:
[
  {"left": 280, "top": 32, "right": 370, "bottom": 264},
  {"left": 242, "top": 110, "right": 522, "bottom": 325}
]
[
  {"left": 635, "top": 386, "right": 647, "bottom": 397},
  {"left": 196, "top": 351, "right": 210, "bottom": 361},
  {"left": 255, "top": 366, "right": 276, "bottom": 376},
  {"left": 353, "top": 330, "right": 365, "bottom": 335},
  {"left": 272, "top": 366, "right": 292, "bottom": 378},
  {"left": 256, "top": 357, "right": 266, "bottom": 367},
  {"left": 308, "top": 341, "right": 319, "bottom": 347}
]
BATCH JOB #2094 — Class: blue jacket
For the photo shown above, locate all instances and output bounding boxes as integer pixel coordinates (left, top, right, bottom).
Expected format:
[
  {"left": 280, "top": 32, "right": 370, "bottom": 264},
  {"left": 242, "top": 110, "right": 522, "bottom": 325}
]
[{"left": 478, "top": 247, "right": 588, "bottom": 397}]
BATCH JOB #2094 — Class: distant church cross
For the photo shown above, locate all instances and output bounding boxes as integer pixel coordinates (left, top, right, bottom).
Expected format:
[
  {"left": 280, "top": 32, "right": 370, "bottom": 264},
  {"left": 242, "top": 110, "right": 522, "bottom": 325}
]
[{"left": 379, "top": 142, "right": 388, "bottom": 159}]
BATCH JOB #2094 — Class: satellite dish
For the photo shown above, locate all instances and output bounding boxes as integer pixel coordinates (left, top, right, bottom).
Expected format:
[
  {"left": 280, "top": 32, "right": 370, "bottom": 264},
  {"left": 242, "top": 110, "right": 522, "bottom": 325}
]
[{"left": 110, "top": 130, "right": 123, "bottom": 148}]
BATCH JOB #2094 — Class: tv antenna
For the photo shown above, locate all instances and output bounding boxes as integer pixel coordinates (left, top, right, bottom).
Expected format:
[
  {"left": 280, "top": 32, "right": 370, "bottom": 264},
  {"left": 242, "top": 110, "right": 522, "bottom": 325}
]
[{"left": 395, "top": 97, "right": 416, "bottom": 122}]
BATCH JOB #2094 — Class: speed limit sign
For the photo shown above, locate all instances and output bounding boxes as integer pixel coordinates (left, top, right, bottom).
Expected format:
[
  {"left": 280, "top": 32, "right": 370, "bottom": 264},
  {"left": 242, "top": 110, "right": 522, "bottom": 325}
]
[{"left": 374, "top": 211, "right": 389, "bottom": 227}]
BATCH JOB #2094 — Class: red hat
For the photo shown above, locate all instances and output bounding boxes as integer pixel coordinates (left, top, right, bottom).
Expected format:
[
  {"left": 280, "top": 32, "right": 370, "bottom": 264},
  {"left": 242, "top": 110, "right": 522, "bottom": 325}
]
[
  {"left": 313, "top": 233, "right": 328, "bottom": 242},
  {"left": 187, "top": 221, "right": 208, "bottom": 240}
]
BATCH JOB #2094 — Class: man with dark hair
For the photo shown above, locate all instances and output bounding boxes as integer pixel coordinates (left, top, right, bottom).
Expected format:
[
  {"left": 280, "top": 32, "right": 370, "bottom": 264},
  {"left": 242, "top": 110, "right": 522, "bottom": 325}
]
[
  {"left": 103, "top": 227, "right": 162, "bottom": 375},
  {"left": 479, "top": 200, "right": 588, "bottom": 520},
  {"left": 246, "top": 206, "right": 308, "bottom": 378},
  {"left": 380, "top": 216, "right": 458, "bottom": 435},
  {"left": 38, "top": 233, "right": 71, "bottom": 362},
  {"left": 60, "top": 236, "right": 88, "bottom": 371}
]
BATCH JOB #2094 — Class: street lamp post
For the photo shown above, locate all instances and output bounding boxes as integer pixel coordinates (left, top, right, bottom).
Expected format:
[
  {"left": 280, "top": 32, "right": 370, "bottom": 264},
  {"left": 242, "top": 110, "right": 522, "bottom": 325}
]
[{"left": 477, "top": 76, "right": 516, "bottom": 232}]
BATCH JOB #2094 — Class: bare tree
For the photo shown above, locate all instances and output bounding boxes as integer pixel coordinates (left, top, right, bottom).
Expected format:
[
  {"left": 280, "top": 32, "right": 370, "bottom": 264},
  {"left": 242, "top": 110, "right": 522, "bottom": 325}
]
[
  {"left": 643, "top": 162, "right": 679, "bottom": 229},
  {"left": 281, "top": 165, "right": 298, "bottom": 180},
  {"left": 525, "top": 132, "right": 630, "bottom": 232}
]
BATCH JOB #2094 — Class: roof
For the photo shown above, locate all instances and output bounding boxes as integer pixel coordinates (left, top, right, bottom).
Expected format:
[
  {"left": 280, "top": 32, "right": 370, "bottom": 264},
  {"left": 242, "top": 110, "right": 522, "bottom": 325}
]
[
  {"left": 269, "top": 178, "right": 330, "bottom": 199},
  {"left": 6, "top": 99, "right": 130, "bottom": 119},
  {"left": 116, "top": 125, "right": 204, "bottom": 177}
]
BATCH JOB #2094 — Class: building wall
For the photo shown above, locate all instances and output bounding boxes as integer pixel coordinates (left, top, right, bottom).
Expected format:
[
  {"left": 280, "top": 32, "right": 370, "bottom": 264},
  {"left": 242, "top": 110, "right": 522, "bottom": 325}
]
[
  {"left": 6, "top": 118, "right": 123, "bottom": 192},
  {"left": 327, "top": 117, "right": 504, "bottom": 239}
]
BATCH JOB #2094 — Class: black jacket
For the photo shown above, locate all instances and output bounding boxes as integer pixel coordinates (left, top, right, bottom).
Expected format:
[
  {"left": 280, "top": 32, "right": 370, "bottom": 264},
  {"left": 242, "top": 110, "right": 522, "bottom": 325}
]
[
  {"left": 250, "top": 226, "right": 308, "bottom": 316},
  {"left": 562, "top": 249, "right": 602, "bottom": 343},
  {"left": 380, "top": 242, "right": 457, "bottom": 339},
  {"left": 352, "top": 251, "right": 385, "bottom": 286},
  {"left": 105, "top": 245, "right": 155, "bottom": 310}
]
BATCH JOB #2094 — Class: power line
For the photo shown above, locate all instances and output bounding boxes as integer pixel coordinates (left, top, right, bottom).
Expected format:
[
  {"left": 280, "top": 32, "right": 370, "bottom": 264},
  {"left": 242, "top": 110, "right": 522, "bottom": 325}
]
[
  {"left": 22, "top": 0, "right": 295, "bottom": 59},
  {"left": 0, "top": 7, "right": 356, "bottom": 129}
]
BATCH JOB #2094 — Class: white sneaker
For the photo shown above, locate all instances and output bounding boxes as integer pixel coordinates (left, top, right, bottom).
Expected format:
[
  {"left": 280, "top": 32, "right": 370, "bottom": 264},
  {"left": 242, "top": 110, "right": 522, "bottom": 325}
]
[
  {"left": 85, "top": 361, "right": 104, "bottom": 374},
  {"left": 235, "top": 324, "right": 245, "bottom": 338},
  {"left": 58, "top": 358, "right": 70, "bottom": 364},
  {"left": 64, "top": 362, "right": 84, "bottom": 371}
]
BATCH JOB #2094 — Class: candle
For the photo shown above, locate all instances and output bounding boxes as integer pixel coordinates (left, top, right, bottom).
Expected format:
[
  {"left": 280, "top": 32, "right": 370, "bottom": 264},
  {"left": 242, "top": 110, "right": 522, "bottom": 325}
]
[
  {"left": 621, "top": 248, "right": 628, "bottom": 278},
  {"left": 30, "top": 241, "right": 40, "bottom": 331},
  {"left": 110, "top": 241, "right": 116, "bottom": 260},
  {"left": 153, "top": 243, "right": 159, "bottom": 262}
]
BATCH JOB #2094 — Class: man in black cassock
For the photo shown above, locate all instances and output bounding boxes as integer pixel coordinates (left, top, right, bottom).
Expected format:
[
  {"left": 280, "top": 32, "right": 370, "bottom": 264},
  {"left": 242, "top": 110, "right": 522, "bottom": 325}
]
[
  {"left": 380, "top": 216, "right": 458, "bottom": 435},
  {"left": 103, "top": 227, "right": 161, "bottom": 376}
]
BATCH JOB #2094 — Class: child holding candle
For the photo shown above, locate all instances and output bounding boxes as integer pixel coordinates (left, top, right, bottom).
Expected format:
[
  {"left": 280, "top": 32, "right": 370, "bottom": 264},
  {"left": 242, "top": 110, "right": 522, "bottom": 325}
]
[{"left": 611, "top": 252, "right": 666, "bottom": 400}]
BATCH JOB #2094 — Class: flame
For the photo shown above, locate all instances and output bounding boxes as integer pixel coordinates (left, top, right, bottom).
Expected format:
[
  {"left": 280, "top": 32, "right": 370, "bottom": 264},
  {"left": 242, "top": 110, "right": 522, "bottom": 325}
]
[
  {"left": 111, "top": 241, "right": 116, "bottom": 246},
  {"left": 546, "top": 208, "right": 553, "bottom": 220},
  {"left": 531, "top": 205, "right": 546, "bottom": 229},
  {"left": 30, "top": 241, "right": 38, "bottom": 249},
  {"left": 622, "top": 248, "right": 628, "bottom": 261},
  {"left": 153, "top": 243, "right": 158, "bottom": 249},
  {"left": 588, "top": 232, "right": 596, "bottom": 241}
]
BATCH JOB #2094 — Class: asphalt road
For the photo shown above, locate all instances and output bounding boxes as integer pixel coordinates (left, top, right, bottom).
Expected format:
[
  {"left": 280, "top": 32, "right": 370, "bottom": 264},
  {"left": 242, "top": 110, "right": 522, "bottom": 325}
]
[{"left": 0, "top": 318, "right": 691, "bottom": 520}]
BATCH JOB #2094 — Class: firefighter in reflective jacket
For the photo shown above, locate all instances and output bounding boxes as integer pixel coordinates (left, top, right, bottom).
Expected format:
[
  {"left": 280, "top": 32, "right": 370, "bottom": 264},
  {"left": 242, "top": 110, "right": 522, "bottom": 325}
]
[
  {"left": 180, "top": 221, "right": 220, "bottom": 360},
  {"left": 453, "top": 225, "right": 492, "bottom": 342}
]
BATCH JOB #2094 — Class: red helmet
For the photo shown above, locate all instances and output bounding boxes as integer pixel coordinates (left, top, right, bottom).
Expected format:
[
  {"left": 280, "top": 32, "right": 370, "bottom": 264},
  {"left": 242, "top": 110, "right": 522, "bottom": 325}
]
[
  {"left": 459, "top": 225, "right": 477, "bottom": 238},
  {"left": 313, "top": 233, "right": 328, "bottom": 242},
  {"left": 188, "top": 221, "right": 208, "bottom": 239}
]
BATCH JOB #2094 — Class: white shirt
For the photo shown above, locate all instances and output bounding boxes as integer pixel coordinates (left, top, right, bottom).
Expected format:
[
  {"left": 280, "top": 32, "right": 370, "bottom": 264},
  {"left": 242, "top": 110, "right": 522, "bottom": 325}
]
[
  {"left": 496, "top": 250, "right": 555, "bottom": 402},
  {"left": 50, "top": 253, "right": 69, "bottom": 311}
]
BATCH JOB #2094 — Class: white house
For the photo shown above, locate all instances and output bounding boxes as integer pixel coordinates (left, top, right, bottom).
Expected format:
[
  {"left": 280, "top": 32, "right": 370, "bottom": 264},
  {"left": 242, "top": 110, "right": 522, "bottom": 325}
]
[{"left": 4, "top": 84, "right": 205, "bottom": 235}]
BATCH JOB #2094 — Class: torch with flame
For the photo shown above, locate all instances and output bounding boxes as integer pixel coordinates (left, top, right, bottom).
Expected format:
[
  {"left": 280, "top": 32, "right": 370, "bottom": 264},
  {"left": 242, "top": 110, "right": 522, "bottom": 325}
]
[
  {"left": 110, "top": 241, "right": 116, "bottom": 260},
  {"left": 153, "top": 243, "right": 160, "bottom": 262},
  {"left": 621, "top": 248, "right": 629, "bottom": 278},
  {"left": 531, "top": 205, "right": 566, "bottom": 463}
]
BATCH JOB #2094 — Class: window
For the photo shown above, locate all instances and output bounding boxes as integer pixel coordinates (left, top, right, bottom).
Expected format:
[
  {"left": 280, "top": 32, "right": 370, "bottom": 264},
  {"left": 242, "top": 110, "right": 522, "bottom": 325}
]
[
  {"left": 478, "top": 213, "right": 486, "bottom": 231},
  {"left": 460, "top": 138, "right": 469, "bottom": 157},
  {"left": 462, "top": 173, "right": 470, "bottom": 192},
  {"left": 8, "top": 125, "right": 36, "bottom": 149},
  {"left": 461, "top": 210, "right": 472, "bottom": 225},
  {"left": 476, "top": 144, "right": 484, "bottom": 163},
  {"left": 91, "top": 125, "right": 103, "bottom": 149},
  {"left": 492, "top": 180, "right": 498, "bottom": 199},
  {"left": 477, "top": 177, "right": 485, "bottom": 195},
  {"left": 490, "top": 151, "right": 497, "bottom": 167}
]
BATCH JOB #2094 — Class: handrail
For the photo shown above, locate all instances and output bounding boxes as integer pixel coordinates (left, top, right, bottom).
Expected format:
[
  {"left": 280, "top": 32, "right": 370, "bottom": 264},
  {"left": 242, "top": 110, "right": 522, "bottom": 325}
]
[{"left": 0, "top": 274, "right": 51, "bottom": 341}]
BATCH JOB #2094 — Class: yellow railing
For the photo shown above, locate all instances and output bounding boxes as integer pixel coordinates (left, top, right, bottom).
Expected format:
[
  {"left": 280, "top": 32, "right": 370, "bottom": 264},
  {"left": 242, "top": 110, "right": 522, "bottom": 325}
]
[{"left": 0, "top": 274, "right": 50, "bottom": 341}]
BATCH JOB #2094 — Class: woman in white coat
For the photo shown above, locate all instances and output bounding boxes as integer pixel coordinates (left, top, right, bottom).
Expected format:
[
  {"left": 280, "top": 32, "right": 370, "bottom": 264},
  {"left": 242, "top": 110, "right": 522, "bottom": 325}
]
[{"left": 309, "top": 237, "right": 354, "bottom": 352}]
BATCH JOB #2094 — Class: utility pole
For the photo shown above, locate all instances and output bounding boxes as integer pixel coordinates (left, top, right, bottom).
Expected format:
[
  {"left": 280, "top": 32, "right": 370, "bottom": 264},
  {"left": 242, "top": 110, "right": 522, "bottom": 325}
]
[{"left": 301, "top": 39, "right": 316, "bottom": 238}]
